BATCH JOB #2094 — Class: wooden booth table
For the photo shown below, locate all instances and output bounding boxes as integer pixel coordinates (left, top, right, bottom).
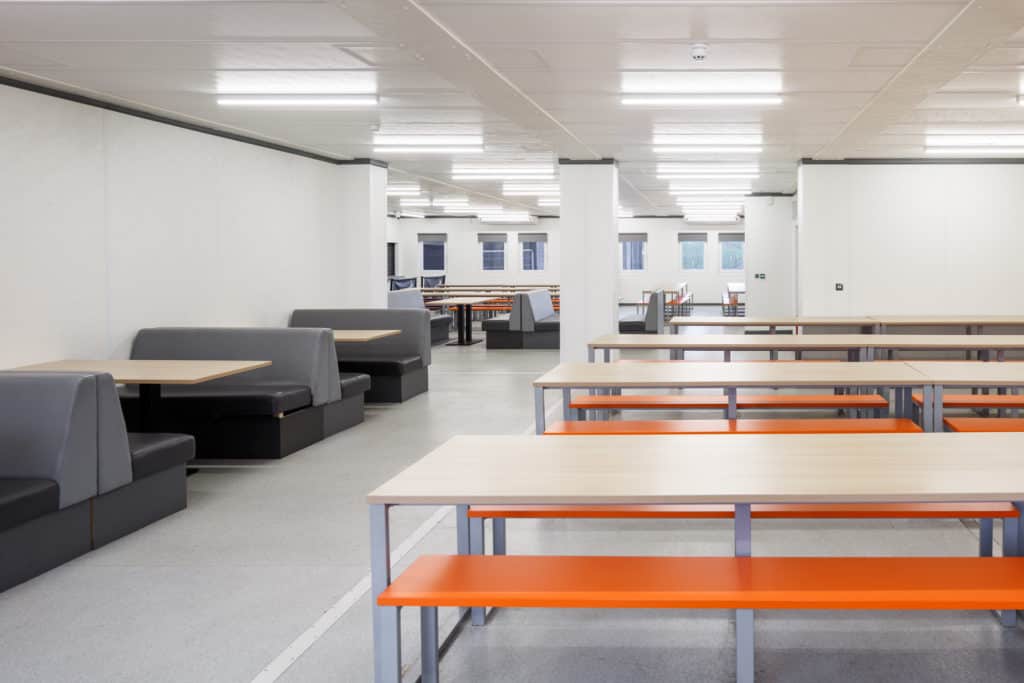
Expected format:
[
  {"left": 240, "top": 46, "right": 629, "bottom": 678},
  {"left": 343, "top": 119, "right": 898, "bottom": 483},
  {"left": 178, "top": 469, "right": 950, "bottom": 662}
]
[
  {"left": 333, "top": 330, "right": 401, "bottom": 343},
  {"left": 366, "top": 432, "right": 1024, "bottom": 683},
  {"left": 531, "top": 361, "right": 932, "bottom": 433},
  {"left": 428, "top": 297, "right": 496, "bottom": 346},
  {"left": 15, "top": 359, "right": 271, "bottom": 431}
]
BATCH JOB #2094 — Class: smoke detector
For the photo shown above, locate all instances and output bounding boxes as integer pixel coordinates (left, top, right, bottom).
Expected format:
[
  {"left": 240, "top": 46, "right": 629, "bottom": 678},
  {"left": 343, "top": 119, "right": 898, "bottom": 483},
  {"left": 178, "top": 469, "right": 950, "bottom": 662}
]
[{"left": 690, "top": 43, "right": 709, "bottom": 62}]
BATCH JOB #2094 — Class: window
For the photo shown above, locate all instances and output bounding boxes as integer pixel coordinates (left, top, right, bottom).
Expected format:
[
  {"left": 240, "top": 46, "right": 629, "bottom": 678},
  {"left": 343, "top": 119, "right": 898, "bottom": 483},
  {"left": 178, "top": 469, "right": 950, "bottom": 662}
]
[
  {"left": 679, "top": 233, "right": 706, "bottom": 270},
  {"left": 418, "top": 233, "right": 446, "bottom": 272},
  {"left": 620, "top": 233, "right": 647, "bottom": 271},
  {"left": 478, "top": 233, "right": 507, "bottom": 271},
  {"left": 720, "top": 233, "right": 745, "bottom": 271},
  {"left": 519, "top": 233, "right": 547, "bottom": 271}
]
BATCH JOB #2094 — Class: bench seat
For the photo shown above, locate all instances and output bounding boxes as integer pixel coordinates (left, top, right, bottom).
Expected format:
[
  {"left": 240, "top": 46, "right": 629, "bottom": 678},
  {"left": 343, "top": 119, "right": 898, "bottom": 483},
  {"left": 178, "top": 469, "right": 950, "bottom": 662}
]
[
  {"left": 121, "top": 384, "right": 312, "bottom": 417},
  {"left": 339, "top": 372, "right": 372, "bottom": 398},
  {"left": 912, "top": 392, "right": 1024, "bottom": 408},
  {"left": 570, "top": 393, "right": 888, "bottom": 411},
  {"left": 545, "top": 418, "right": 921, "bottom": 435},
  {"left": 0, "top": 479, "right": 59, "bottom": 534},
  {"left": 128, "top": 433, "right": 195, "bottom": 480},
  {"left": 944, "top": 417, "right": 1024, "bottom": 432},
  {"left": 339, "top": 356, "right": 422, "bottom": 378},
  {"left": 468, "top": 502, "right": 1019, "bottom": 520},
  {"left": 380, "top": 554, "right": 1024, "bottom": 610}
]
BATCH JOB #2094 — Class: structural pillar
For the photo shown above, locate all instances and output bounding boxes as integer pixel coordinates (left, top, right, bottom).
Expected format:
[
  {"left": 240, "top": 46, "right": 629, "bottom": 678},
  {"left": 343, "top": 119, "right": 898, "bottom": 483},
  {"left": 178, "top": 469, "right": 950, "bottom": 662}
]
[
  {"left": 558, "top": 159, "right": 619, "bottom": 362},
  {"left": 329, "top": 159, "right": 388, "bottom": 307}
]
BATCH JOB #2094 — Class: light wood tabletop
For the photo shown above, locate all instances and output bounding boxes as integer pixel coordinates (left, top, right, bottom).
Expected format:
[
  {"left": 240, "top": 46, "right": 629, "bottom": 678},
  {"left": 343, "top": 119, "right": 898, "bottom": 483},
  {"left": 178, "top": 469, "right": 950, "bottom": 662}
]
[
  {"left": 908, "top": 361, "right": 1024, "bottom": 386},
  {"left": 533, "top": 361, "right": 929, "bottom": 388},
  {"left": 333, "top": 329, "right": 401, "bottom": 343},
  {"left": 427, "top": 297, "right": 499, "bottom": 306},
  {"left": 873, "top": 316, "right": 1024, "bottom": 327},
  {"left": 367, "top": 432, "right": 1024, "bottom": 505},
  {"left": 13, "top": 359, "right": 272, "bottom": 384},
  {"left": 590, "top": 333, "right": 1024, "bottom": 351},
  {"left": 668, "top": 316, "right": 876, "bottom": 328}
]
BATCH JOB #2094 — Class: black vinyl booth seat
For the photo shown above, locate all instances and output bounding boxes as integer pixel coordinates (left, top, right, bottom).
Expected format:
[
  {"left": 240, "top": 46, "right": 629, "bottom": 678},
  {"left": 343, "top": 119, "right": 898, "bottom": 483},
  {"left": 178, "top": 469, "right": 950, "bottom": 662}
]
[
  {"left": 388, "top": 288, "right": 451, "bottom": 345},
  {"left": 0, "top": 372, "right": 193, "bottom": 592},
  {"left": 340, "top": 372, "right": 373, "bottom": 397},
  {"left": 122, "top": 327, "right": 368, "bottom": 459},
  {"left": 291, "top": 308, "right": 432, "bottom": 403}
]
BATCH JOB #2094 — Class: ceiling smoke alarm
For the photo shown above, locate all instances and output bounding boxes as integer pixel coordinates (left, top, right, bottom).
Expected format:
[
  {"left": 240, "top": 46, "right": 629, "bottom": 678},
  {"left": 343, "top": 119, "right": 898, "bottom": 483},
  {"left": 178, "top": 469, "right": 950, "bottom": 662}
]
[{"left": 691, "top": 43, "right": 709, "bottom": 62}]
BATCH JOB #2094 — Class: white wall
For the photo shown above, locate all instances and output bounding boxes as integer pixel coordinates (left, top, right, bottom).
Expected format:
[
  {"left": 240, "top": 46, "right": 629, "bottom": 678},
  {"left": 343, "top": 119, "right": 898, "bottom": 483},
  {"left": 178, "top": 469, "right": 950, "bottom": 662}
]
[
  {"left": 387, "top": 215, "right": 744, "bottom": 302},
  {"left": 744, "top": 196, "right": 796, "bottom": 317},
  {"left": 0, "top": 85, "right": 365, "bottom": 367},
  {"left": 799, "top": 163, "right": 1024, "bottom": 316}
]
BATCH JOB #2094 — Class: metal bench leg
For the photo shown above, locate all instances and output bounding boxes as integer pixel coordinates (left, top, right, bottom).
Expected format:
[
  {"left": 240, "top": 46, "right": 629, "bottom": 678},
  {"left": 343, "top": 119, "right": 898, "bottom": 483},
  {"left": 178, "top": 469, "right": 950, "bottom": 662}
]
[
  {"left": 371, "top": 505, "right": 401, "bottom": 683},
  {"left": 493, "top": 518, "right": 507, "bottom": 555},
  {"left": 577, "top": 408, "right": 587, "bottom": 421},
  {"left": 470, "top": 517, "right": 486, "bottom": 625},
  {"left": 735, "top": 503, "right": 754, "bottom": 683},
  {"left": 456, "top": 504, "right": 470, "bottom": 619},
  {"left": 1001, "top": 516, "right": 1020, "bottom": 627},
  {"left": 562, "top": 388, "right": 572, "bottom": 421},
  {"left": 979, "top": 518, "right": 993, "bottom": 557},
  {"left": 421, "top": 606, "right": 440, "bottom": 683}
]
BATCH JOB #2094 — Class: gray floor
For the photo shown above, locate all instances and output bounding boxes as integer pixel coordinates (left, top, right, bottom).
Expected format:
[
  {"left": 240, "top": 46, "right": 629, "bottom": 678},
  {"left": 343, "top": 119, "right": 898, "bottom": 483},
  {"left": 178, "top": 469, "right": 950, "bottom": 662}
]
[{"left": 2, "top": 317, "right": 1023, "bottom": 682}]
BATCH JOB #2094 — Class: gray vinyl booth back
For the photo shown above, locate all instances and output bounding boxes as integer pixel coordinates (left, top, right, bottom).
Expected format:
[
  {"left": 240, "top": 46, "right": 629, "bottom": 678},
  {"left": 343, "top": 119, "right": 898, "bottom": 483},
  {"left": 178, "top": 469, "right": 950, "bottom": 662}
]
[
  {"left": 131, "top": 328, "right": 341, "bottom": 406},
  {"left": 646, "top": 290, "right": 666, "bottom": 333},
  {"left": 290, "top": 309, "right": 432, "bottom": 365},
  {"left": 514, "top": 290, "right": 557, "bottom": 332},
  {"left": 387, "top": 288, "right": 427, "bottom": 310},
  {"left": 0, "top": 372, "right": 132, "bottom": 508}
]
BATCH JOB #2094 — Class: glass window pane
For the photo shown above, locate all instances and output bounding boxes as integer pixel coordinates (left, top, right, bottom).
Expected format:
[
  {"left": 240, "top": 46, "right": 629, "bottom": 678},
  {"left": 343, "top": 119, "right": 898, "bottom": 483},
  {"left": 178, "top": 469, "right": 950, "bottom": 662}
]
[
  {"left": 681, "top": 240, "right": 705, "bottom": 270},
  {"left": 721, "top": 240, "right": 744, "bottom": 270},
  {"left": 521, "top": 241, "right": 546, "bottom": 271},
  {"left": 482, "top": 241, "right": 505, "bottom": 271},
  {"left": 422, "top": 243, "right": 445, "bottom": 271},
  {"left": 621, "top": 239, "right": 645, "bottom": 270}
]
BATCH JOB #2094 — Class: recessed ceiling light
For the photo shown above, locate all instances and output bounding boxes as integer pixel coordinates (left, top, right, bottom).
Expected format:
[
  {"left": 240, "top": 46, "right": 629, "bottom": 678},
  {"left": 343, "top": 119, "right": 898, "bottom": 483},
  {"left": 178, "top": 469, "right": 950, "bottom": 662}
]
[
  {"left": 453, "top": 165, "right": 554, "bottom": 174},
  {"left": 537, "top": 198, "right": 560, "bottom": 206},
  {"left": 623, "top": 95, "right": 782, "bottom": 107},
  {"left": 374, "top": 135, "right": 482, "bottom": 146},
  {"left": 658, "top": 173, "right": 759, "bottom": 180},
  {"left": 373, "top": 147, "right": 483, "bottom": 155},
  {"left": 453, "top": 175, "right": 555, "bottom": 182},
  {"left": 386, "top": 185, "right": 421, "bottom": 197},
  {"left": 925, "top": 147, "right": 1024, "bottom": 156},
  {"left": 655, "top": 146, "right": 763, "bottom": 154},
  {"left": 657, "top": 164, "right": 760, "bottom": 173},
  {"left": 652, "top": 134, "right": 763, "bottom": 145},
  {"left": 217, "top": 95, "right": 378, "bottom": 107}
]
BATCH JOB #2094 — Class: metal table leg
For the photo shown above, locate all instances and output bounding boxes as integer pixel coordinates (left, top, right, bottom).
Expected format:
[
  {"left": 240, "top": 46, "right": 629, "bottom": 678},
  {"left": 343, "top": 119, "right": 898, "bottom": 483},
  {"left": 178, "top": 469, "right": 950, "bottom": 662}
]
[
  {"left": 421, "top": 606, "right": 440, "bottom": 683},
  {"left": 371, "top": 504, "right": 401, "bottom": 683},
  {"left": 470, "top": 517, "right": 486, "bottom": 625},
  {"left": 735, "top": 503, "right": 754, "bottom": 683},
  {"left": 1001, "top": 512, "right": 1020, "bottom": 627},
  {"left": 534, "top": 386, "right": 546, "bottom": 435},
  {"left": 726, "top": 388, "right": 738, "bottom": 420},
  {"left": 138, "top": 383, "right": 161, "bottom": 432}
]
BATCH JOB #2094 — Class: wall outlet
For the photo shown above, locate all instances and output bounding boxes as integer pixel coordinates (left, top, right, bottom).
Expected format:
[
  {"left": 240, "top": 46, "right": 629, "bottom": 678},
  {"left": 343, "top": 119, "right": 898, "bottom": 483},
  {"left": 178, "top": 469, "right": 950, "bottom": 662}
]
[{"left": 835, "top": 283, "right": 844, "bottom": 291}]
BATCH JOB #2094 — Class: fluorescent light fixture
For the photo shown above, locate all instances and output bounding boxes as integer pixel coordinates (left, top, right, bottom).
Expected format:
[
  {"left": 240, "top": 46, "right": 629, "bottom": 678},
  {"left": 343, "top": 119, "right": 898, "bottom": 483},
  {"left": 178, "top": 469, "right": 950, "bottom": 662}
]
[
  {"left": 537, "top": 198, "right": 560, "bottom": 206},
  {"left": 385, "top": 186, "right": 421, "bottom": 197},
  {"left": 655, "top": 146, "right": 763, "bottom": 154},
  {"left": 502, "top": 183, "right": 560, "bottom": 191},
  {"left": 925, "top": 135, "right": 1024, "bottom": 147},
  {"left": 373, "top": 147, "right": 483, "bottom": 155},
  {"left": 658, "top": 173, "right": 759, "bottom": 180},
  {"left": 670, "top": 189, "right": 750, "bottom": 196},
  {"left": 652, "top": 134, "right": 763, "bottom": 145},
  {"left": 623, "top": 94, "right": 782, "bottom": 107},
  {"left": 373, "top": 135, "right": 482, "bottom": 146},
  {"left": 669, "top": 183, "right": 751, "bottom": 190},
  {"left": 453, "top": 175, "right": 554, "bottom": 182},
  {"left": 478, "top": 213, "right": 536, "bottom": 224},
  {"left": 399, "top": 198, "right": 431, "bottom": 207},
  {"left": 657, "top": 164, "right": 759, "bottom": 173},
  {"left": 925, "top": 147, "right": 1024, "bottom": 156},
  {"left": 397, "top": 210, "right": 425, "bottom": 219},
  {"left": 443, "top": 207, "right": 477, "bottom": 215},
  {"left": 618, "top": 209, "right": 634, "bottom": 218},
  {"left": 432, "top": 196, "right": 469, "bottom": 204},
  {"left": 503, "top": 190, "right": 560, "bottom": 197},
  {"left": 452, "top": 165, "right": 554, "bottom": 174},
  {"left": 678, "top": 203, "right": 744, "bottom": 208},
  {"left": 217, "top": 95, "right": 378, "bottom": 107}
]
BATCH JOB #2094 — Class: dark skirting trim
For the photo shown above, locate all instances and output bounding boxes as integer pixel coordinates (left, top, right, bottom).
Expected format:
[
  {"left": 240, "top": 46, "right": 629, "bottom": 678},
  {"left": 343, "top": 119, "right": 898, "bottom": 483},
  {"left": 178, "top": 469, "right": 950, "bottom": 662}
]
[
  {"left": 801, "top": 157, "right": 1024, "bottom": 165},
  {"left": 0, "top": 76, "right": 387, "bottom": 168},
  {"left": 558, "top": 158, "right": 617, "bottom": 165}
]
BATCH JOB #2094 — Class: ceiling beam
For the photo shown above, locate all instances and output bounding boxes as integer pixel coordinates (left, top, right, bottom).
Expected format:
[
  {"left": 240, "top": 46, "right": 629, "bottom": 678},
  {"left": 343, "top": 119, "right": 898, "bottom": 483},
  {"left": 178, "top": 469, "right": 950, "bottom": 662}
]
[
  {"left": 813, "top": 0, "right": 1024, "bottom": 160},
  {"left": 337, "top": 0, "right": 599, "bottom": 160}
]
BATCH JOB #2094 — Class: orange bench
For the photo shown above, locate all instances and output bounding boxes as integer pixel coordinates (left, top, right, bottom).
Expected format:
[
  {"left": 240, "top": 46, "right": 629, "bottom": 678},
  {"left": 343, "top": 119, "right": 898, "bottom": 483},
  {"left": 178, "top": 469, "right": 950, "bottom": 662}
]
[
  {"left": 570, "top": 392, "right": 889, "bottom": 418},
  {"left": 912, "top": 392, "right": 1024, "bottom": 409},
  {"left": 944, "top": 417, "right": 1024, "bottom": 432},
  {"left": 382, "top": 555, "right": 1024, "bottom": 682},
  {"left": 544, "top": 418, "right": 921, "bottom": 435}
]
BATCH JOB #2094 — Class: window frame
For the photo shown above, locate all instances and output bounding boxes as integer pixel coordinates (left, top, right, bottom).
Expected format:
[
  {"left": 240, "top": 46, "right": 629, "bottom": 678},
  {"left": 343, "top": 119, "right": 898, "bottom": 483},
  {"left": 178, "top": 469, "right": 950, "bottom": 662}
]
[
  {"left": 619, "top": 234, "right": 647, "bottom": 272},
  {"left": 420, "top": 241, "right": 446, "bottom": 272},
  {"left": 520, "top": 239, "right": 546, "bottom": 271},
  {"left": 719, "top": 233, "right": 745, "bottom": 272},
  {"left": 679, "top": 233, "right": 707, "bottom": 271}
]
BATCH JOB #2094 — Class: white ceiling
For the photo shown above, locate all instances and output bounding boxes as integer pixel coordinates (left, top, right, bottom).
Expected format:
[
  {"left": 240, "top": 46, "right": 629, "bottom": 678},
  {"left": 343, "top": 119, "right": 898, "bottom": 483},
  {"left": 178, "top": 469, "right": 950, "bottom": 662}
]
[{"left": 2, "top": 0, "right": 1024, "bottom": 216}]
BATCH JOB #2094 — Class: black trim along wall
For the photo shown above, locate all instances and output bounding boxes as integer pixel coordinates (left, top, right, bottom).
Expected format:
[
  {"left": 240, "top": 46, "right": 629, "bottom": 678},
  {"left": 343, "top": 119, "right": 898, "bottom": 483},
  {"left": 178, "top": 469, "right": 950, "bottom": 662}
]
[
  {"left": 0, "top": 75, "right": 387, "bottom": 168},
  {"left": 801, "top": 157, "right": 1024, "bottom": 165}
]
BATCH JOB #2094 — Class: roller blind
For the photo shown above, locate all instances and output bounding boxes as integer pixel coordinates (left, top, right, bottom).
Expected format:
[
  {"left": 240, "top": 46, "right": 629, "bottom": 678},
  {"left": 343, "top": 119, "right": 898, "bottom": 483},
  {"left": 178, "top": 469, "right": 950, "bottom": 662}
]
[
  {"left": 417, "top": 233, "right": 447, "bottom": 244},
  {"left": 678, "top": 232, "right": 708, "bottom": 242},
  {"left": 517, "top": 233, "right": 548, "bottom": 242},
  {"left": 618, "top": 232, "right": 648, "bottom": 242},
  {"left": 477, "top": 233, "right": 508, "bottom": 243},
  {"left": 719, "top": 233, "right": 745, "bottom": 242}
]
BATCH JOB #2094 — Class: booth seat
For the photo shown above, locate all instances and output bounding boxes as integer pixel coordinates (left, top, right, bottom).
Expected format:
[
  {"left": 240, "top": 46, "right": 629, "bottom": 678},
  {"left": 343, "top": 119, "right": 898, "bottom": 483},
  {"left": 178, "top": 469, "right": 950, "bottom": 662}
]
[
  {"left": 484, "top": 290, "right": 559, "bottom": 349},
  {"left": 1, "top": 372, "right": 193, "bottom": 592},
  {"left": 388, "top": 288, "right": 452, "bottom": 344},
  {"left": 619, "top": 290, "right": 666, "bottom": 334},
  {"left": 121, "top": 327, "right": 366, "bottom": 459},
  {"left": 291, "top": 309, "right": 431, "bottom": 403}
]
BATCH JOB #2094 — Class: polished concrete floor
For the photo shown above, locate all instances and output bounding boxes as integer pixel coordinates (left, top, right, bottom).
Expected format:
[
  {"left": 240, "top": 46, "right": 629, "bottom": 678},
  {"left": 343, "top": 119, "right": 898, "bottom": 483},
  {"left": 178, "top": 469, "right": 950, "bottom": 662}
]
[{"left": 2, "top": 316, "right": 1023, "bottom": 682}]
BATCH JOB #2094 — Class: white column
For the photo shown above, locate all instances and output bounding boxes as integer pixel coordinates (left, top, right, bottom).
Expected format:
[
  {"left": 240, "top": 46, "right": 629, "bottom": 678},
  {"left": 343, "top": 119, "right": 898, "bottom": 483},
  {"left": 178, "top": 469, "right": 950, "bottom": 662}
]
[
  {"left": 558, "top": 160, "right": 619, "bottom": 362},
  {"left": 327, "top": 161, "right": 388, "bottom": 307}
]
